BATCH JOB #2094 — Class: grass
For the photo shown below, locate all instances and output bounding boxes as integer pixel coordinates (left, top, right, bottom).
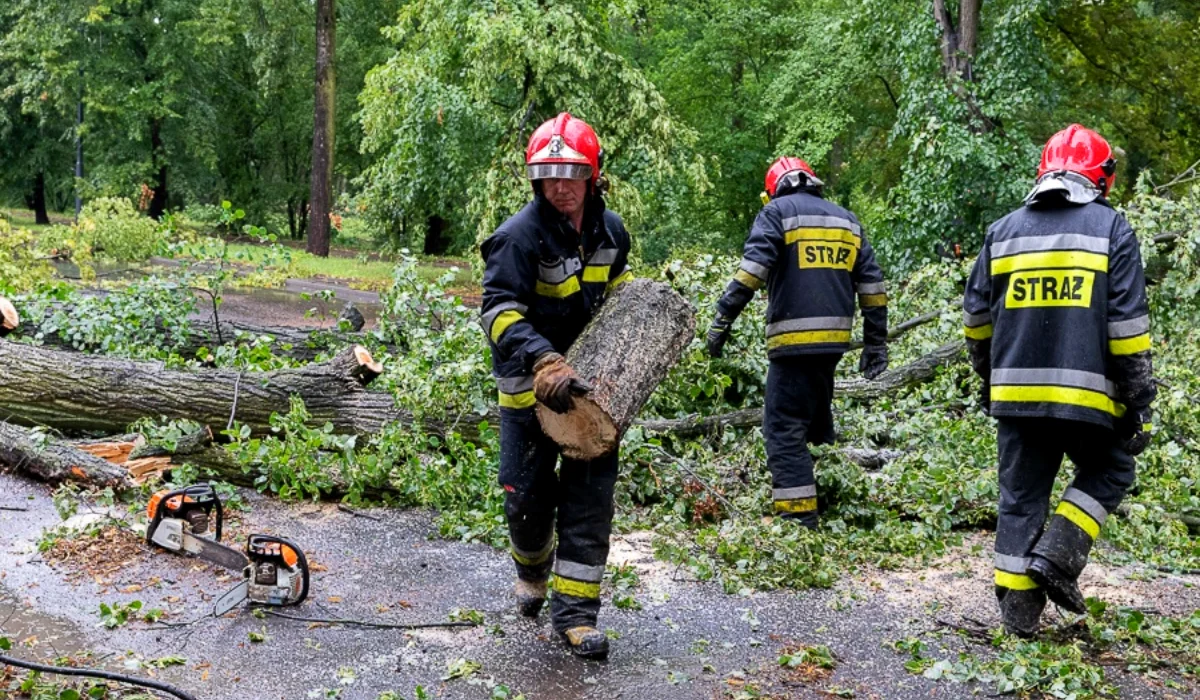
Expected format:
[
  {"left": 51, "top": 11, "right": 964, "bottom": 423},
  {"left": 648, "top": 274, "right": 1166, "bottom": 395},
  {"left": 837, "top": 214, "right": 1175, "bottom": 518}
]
[
  {"left": 2, "top": 206, "right": 72, "bottom": 235},
  {"left": 223, "top": 243, "right": 476, "bottom": 290}
]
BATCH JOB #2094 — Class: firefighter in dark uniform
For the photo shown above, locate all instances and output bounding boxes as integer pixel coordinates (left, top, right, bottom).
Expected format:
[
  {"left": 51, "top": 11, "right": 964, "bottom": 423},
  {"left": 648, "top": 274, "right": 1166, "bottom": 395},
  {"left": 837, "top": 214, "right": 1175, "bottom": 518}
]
[
  {"left": 478, "top": 113, "right": 633, "bottom": 660},
  {"left": 706, "top": 157, "right": 889, "bottom": 527},
  {"left": 963, "top": 124, "right": 1156, "bottom": 637}
]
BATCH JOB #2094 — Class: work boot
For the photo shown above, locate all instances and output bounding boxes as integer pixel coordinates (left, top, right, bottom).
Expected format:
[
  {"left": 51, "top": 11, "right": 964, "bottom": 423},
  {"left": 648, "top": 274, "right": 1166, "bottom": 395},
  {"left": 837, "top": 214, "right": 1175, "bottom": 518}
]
[
  {"left": 561, "top": 625, "right": 609, "bottom": 660},
  {"left": 997, "top": 587, "right": 1047, "bottom": 638},
  {"left": 1028, "top": 492, "right": 1103, "bottom": 615},
  {"left": 782, "top": 511, "right": 819, "bottom": 530},
  {"left": 1027, "top": 556, "right": 1086, "bottom": 614},
  {"left": 515, "top": 578, "right": 547, "bottom": 618}
]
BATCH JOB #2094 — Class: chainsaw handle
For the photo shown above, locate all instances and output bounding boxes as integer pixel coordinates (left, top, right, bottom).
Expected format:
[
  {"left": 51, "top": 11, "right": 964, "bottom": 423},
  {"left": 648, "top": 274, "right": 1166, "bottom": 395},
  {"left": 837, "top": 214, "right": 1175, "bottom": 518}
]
[
  {"left": 146, "top": 483, "right": 223, "bottom": 545},
  {"left": 247, "top": 534, "right": 310, "bottom": 606}
]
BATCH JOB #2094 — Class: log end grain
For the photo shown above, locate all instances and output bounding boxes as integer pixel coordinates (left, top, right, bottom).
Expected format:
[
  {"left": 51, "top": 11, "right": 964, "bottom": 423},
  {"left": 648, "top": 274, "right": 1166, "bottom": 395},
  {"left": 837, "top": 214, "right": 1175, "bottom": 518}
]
[
  {"left": 0, "top": 297, "right": 18, "bottom": 337},
  {"left": 536, "top": 396, "right": 619, "bottom": 461},
  {"left": 350, "top": 345, "right": 384, "bottom": 385}
]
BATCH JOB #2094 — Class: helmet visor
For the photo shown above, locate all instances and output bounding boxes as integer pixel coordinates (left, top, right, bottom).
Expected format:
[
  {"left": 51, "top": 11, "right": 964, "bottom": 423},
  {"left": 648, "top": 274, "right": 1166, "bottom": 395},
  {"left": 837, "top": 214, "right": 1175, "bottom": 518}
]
[
  {"left": 527, "top": 163, "right": 593, "bottom": 181},
  {"left": 1024, "top": 171, "right": 1101, "bottom": 206}
]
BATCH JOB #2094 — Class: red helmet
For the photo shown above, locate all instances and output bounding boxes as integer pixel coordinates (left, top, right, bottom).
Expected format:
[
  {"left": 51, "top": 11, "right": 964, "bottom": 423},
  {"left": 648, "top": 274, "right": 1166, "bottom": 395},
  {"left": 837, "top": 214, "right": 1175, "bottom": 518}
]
[
  {"left": 763, "top": 157, "right": 823, "bottom": 201},
  {"left": 1037, "top": 124, "right": 1116, "bottom": 195},
  {"left": 526, "top": 113, "right": 602, "bottom": 183}
]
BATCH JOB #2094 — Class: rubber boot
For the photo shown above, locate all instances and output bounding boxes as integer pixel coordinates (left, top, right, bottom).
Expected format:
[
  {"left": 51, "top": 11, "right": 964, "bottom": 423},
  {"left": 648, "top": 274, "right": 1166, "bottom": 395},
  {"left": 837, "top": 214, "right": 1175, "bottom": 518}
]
[
  {"left": 996, "top": 587, "right": 1047, "bottom": 638},
  {"left": 781, "top": 511, "right": 819, "bottom": 530},
  {"left": 561, "top": 625, "right": 609, "bottom": 660},
  {"left": 1027, "top": 513, "right": 1095, "bottom": 615},
  {"left": 515, "top": 578, "right": 547, "bottom": 618}
]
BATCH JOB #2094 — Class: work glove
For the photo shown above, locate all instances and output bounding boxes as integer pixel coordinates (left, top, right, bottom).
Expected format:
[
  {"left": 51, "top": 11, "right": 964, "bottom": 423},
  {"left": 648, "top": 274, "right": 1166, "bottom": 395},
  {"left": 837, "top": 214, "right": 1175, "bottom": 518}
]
[
  {"left": 859, "top": 344, "right": 888, "bottom": 380},
  {"left": 1117, "top": 405, "right": 1153, "bottom": 456},
  {"left": 706, "top": 312, "right": 734, "bottom": 358},
  {"left": 532, "top": 353, "right": 592, "bottom": 414}
]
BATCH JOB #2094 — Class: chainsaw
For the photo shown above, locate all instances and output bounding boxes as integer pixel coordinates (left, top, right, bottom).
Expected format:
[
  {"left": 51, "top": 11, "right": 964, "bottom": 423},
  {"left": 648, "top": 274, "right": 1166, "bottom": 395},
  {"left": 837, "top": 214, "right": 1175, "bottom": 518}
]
[{"left": 146, "top": 484, "right": 310, "bottom": 616}]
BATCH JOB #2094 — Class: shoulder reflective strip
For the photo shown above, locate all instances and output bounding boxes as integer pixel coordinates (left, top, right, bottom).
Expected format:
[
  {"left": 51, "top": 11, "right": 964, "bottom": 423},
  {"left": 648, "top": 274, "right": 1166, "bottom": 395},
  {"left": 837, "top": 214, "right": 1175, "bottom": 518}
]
[
  {"left": 767, "top": 330, "right": 852, "bottom": 349},
  {"left": 781, "top": 215, "right": 862, "bottom": 236},
  {"left": 963, "top": 310, "right": 991, "bottom": 327},
  {"left": 766, "top": 317, "right": 854, "bottom": 336},
  {"left": 785, "top": 227, "right": 862, "bottom": 248},
  {"left": 583, "top": 265, "right": 611, "bottom": 283},
  {"left": 490, "top": 310, "right": 525, "bottom": 343},
  {"left": 1055, "top": 501, "right": 1101, "bottom": 539},
  {"left": 481, "top": 301, "right": 528, "bottom": 334},
  {"left": 990, "top": 385, "right": 1124, "bottom": 417},
  {"left": 606, "top": 269, "right": 634, "bottom": 292},
  {"left": 856, "top": 282, "right": 885, "bottom": 295},
  {"left": 994, "top": 570, "right": 1039, "bottom": 590},
  {"left": 1108, "top": 315, "right": 1149, "bottom": 338},
  {"left": 774, "top": 497, "right": 817, "bottom": 513},
  {"left": 990, "top": 368, "right": 1115, "bottom": 396},
  {"left": 551, "top": 574, "right": 601, "bottom": 599},
  {"left": 536, "top": 276, "right": 581, "bottom": 298},
  {"left": 499, "top": 391, "right": 536, "bottom": 409},
  {"left": 496, "top": 376, "right": 534, "bottom": 394},
  {"left": 740, "top": 259, "right": 770, "bottom": 280},
  {"left": 773, "top": 485, "right": 817, "bottom": 500},
  {"left": 1109, "top": 333, "right": 1151, "bottom": 355},
  {"left": 990, "top": 232, "right": 1110, "bottom": 258},
  {"left": 1062, "top": 487, "right": 1108, "bottom": 526},
  {"left": 538, "top": 260, "right": 577, "bottom": 284},
  {"left": 991, "top": 250, "right": 1108, "bottom": 275},
  {"left": 994, "top": 553, "right": 1031, "bottom": 574},
  {"left": 553, "top": 559, "right": 605, "bottom": 583},
  {"left": 859, "top": 293, "right": 887, "bottom": 307},
  {"left": 733, "top": 269, "right": 765, "bottom": 290},
  {"left": 964, "top": 324, "right": 993, "bottom": 340},
  {"left": 588, "top": 248, "right": 620, "bottom": 265}
]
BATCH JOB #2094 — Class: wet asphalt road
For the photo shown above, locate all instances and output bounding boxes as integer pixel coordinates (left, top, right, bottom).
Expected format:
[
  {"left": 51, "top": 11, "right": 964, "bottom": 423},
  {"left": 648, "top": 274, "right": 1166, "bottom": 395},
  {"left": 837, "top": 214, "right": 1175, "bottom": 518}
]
[{"left": 1, "top": 472, "right": 1194, "bottom": 699}]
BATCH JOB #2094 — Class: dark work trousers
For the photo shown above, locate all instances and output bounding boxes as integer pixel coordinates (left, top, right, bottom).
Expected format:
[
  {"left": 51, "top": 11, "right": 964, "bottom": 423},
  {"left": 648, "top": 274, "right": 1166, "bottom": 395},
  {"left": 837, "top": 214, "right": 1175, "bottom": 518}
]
[
  {"left": 498, "top": 405, "right": 619, "bottom": 633},
  {"left": 764, "top": 354, "right": 840, "bottom": 520},
  {"left": 993, "top": 418, "right": 1136, "bottom": 592}
]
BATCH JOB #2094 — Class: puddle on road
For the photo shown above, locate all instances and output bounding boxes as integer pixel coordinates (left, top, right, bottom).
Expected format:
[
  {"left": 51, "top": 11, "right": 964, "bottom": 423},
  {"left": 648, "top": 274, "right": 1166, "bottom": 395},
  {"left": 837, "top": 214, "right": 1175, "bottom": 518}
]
[{"left": 0, "top": 583, "right": 85, "bottom": 655}]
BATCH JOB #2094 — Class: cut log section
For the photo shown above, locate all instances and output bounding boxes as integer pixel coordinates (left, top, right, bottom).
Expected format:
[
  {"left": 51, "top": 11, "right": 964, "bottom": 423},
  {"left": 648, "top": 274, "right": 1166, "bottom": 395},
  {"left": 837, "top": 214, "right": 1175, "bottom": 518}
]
[
  {"left": 536, "top": 279, "right": 696, "bottom": 460},
  {"left": 0, "top": 297, "right": 18, "bottom": 338},
  {"left": 0, "top": 422, "right": 134, "bottom": 489}
]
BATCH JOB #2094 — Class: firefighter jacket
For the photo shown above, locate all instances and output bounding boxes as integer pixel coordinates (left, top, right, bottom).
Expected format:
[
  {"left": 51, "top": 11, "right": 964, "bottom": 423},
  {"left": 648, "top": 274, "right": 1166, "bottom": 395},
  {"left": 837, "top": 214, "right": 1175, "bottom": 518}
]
[
  {"left": 715, "top": 188, "right": 887, "bottom": 359},
  {"left": 963, "top": 198, "right": 1156, "bottom": 430},
  {"left": 479, "top": 193, "right": 633, "bottom": 409}
]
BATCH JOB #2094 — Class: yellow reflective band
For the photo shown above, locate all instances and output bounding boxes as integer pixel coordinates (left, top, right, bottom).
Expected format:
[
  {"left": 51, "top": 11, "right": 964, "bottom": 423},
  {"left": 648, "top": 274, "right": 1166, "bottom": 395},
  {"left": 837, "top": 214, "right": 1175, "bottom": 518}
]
[
  {"left": 994, "top": 570, "right": 1039, "bottom": 590},
  {"left": 490, "top": 310, "right": 524, "bottom": 343},
  {"left": 1056, "top": 501, "right": 1101, "bottom": 540},
  {"left": 991, "top": 250, "right": 1108, "bottom": 275},
  {"left": 797, "top": 241, "right": 857, "bottom": 271},
  {"left": 766, "top": 330, "right": 852, "bottom": 349},
  {"left": 606, "top": 270, "right": 633, "bottom": 292},
  {"left": 859, "top": 293, "right": 887, "bottom": 307},
  {"left": 1109, "top": 333, "right": 1151, "bottom": 356},
  {"left": 991, "top": 385, "right": 1125, "bottom": 417},
  {"left": 784, "top": 227, "right": 862, "bottom": 248},
  {"left": 774, "top": 497, "right": 817, "bottom": 514},
  {"left": 582, "top": 265, "right": 610, "bottom": 283},
  {"left": 734, "top": 269, "right": 765, "bottom": 290},
  {"left": 536, "top": 276, "right": 581, "bottom": 299},
  {"left": 1142, "top": 423, "right": 1153, "bottom": 432},
  {"left": 551, "top": 575, "right": 600, "bottom": 600},
  {"left": 498, "top": 390, "right": 536, "bottom": 409},
  {"left": 964, "top": 323, "right": 994, "bottom": 340},
  {"left": 511, "top": 547, "right": 551, "bottom": 567}
]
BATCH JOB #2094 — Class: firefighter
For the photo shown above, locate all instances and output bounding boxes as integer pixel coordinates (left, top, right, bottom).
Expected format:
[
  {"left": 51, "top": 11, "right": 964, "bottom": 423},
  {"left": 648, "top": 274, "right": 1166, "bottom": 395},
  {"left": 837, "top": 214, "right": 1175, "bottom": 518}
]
[
  {"left": 705, "top": 157, "right": 889, "bottom": 527},
  {"left": 963, "top": 124, "right": 1156, "bottom": 637},
  {"left": 478, "top": 113, "right": 633, "bottom": 660}
]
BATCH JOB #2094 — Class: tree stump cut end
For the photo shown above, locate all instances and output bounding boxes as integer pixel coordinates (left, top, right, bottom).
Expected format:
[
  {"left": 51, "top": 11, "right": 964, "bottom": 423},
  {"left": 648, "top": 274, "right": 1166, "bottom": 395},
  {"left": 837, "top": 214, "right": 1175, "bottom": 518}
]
[
  {"left": 536, "top": 397, "right": 619, "bottom": 460},
  {"left": 0, "top": 297, "right": 18, "bottom": 337}
]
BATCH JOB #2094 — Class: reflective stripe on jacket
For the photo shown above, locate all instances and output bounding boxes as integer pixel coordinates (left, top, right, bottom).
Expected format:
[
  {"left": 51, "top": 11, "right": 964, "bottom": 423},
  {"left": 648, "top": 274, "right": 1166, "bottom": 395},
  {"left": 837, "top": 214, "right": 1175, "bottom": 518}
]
[
  {"left": 479, "top": 194, "right": 632, "bottom": 407},
  {"left": 963, "top": 198, "right": 1155, "bottom": 428},
  {"left": 716, "top": 188, "right": 887, "bottom": 358}
]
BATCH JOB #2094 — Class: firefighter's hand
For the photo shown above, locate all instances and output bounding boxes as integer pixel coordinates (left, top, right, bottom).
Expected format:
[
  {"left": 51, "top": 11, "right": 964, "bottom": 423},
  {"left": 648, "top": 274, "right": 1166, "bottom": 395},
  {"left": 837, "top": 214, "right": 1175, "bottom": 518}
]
[
  {"left": 706, "top": 313, "right": 734, "bottom": 358},
  {"left": 1118, "top": 406, "right": 1153, "bottom": 456},
  {"left": 859, "top": 344, "right": 888, "bottom": 380},
  {"left": 533, "top": 353, "right": 592, "bottom": 414}
]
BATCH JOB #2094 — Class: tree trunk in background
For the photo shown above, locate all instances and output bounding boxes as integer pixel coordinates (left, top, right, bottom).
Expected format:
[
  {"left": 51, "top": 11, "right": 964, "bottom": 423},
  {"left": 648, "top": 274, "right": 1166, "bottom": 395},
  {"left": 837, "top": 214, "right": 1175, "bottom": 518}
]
[
  {"left": 307, "top": 0, "right": 336, "bottom": 257},
  {"left": 149, "top": 118, "right": 169, "bottom": 219},
  {"left": 932, "top": 0, "right": 980, "bottom": 81},
  {"left": 423, "top": 215, "right": 449, "bottom": 255},
  {"left": 29, "top": 172, "right": 50, "bottom": 224}
]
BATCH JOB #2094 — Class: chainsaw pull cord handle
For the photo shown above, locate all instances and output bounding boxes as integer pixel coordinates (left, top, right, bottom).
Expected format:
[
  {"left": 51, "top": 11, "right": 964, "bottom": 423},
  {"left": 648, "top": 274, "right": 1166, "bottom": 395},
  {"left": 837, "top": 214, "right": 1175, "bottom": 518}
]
[{"left": 248, "top": 534, "right": 311, "bottom": 606}]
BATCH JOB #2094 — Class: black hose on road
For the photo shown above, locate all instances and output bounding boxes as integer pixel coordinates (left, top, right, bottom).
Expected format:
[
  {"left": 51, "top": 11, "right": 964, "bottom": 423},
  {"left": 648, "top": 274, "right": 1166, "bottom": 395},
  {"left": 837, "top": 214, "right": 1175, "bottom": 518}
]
[{"left": 0, "top": 653, "right": 199, "bottom": 700}]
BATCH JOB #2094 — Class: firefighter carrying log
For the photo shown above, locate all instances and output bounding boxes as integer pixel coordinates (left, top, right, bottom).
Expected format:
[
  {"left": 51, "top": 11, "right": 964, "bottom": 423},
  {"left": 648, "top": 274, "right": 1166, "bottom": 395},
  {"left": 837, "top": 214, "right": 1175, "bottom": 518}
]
[
  {"left": 478, "top": 113, "right": 633, "bottom": 660},
  {"left": 964, "top": 124, "right": 1157, "bottom": 637},
  {"left": 705, "top": 157, "right": 889, "bottom": 527}
]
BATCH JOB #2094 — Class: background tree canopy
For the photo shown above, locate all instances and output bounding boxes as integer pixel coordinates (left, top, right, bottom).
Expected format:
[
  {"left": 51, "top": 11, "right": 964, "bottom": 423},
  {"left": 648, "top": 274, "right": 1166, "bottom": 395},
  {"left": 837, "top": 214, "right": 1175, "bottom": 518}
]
[{"left": 3, "top": 0, "right": 1198, "bottom": 270}]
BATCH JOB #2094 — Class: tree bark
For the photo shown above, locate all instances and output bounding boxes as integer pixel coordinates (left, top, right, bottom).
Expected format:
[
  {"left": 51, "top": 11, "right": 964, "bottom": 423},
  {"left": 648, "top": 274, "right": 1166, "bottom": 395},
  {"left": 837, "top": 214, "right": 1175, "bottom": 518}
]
[
  {"left": 0, "top": 422, "right": 133, "bottom": 490},
  {"left": 536, "top": 280, "right": 696, "bottom": 459},
  {"left": 307, "top": 0, "right": 336, "bottom": 258},
  {"left": 148, "top": 118, "right": 169, "bottom": 220},
  {"left": 30, "top": 171, "right": 51, "bottom": 225}
]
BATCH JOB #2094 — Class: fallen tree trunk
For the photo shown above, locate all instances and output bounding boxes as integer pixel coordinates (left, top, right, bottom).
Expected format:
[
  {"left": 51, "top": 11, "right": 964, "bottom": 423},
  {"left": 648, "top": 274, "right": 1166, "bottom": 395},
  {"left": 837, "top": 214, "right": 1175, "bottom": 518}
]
[
  {"left": 0, "top": 422, "right": 134, "bottom": 489},
  {"left": 537, "top": 279, "right": 696, "bottom": 459},
  {"left": 637, "top": 341, "right": 967, "bottom": 437}
]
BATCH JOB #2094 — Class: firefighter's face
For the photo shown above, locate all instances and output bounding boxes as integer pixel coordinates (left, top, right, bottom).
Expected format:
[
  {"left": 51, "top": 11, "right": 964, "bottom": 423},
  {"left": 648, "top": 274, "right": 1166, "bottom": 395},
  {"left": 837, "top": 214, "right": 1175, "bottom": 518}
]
[{"left": 543, "top": 177, "right": 588, "bottom": 218}]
